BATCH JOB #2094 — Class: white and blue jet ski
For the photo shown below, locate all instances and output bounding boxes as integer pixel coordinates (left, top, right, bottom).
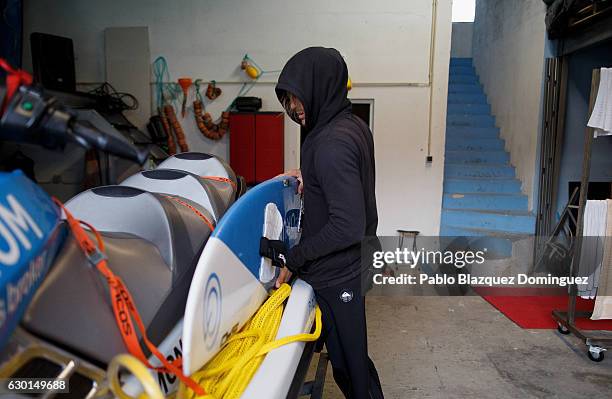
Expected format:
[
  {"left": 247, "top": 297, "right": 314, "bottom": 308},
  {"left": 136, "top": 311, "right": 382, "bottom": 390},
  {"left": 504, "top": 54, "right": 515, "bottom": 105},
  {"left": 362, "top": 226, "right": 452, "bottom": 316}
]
[{"left": 0, "top": 78, "right": 318, "bottom": 398}]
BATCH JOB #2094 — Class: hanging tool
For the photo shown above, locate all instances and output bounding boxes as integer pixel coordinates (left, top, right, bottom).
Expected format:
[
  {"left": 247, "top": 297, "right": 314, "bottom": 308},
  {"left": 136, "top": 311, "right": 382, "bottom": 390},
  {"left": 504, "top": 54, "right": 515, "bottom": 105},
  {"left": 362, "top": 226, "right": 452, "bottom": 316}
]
[{"left": 178, "top": 78, "right": 193, "bottom": 118}]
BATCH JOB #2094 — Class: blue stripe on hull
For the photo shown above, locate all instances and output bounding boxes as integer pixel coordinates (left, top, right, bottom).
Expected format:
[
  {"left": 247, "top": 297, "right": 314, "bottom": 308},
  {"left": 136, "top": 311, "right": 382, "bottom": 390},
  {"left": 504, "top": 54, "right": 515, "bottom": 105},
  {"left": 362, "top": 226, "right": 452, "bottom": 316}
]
[{"left": 212, "top": 177, "right": 300, "bottom": 279}]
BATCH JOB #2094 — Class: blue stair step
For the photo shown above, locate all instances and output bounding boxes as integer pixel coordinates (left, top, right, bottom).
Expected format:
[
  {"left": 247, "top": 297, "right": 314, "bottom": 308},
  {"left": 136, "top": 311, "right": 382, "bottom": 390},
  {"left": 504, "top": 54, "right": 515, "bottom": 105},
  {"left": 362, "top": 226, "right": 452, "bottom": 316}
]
[
  {"left": 449, "top": 72, "right": 477, "bottom": 79},
  {"left": 447, "top": 114, "right": 496, "bottom": 127},
  {"left": 449, "top": 65, "right": 476, "bottom": 75},
  {"left": 442, "top": 193, "right": 528, "bottom": 211},
  {"left": 438, "top": 226, "right": 526, "bottom": 258},
  {"left": 449, "top": 75, "right": 479, "bottom": 84},
  {"left": 444, "top": 178, "right": 522, "bottom": 194},
  {"left": 440, "top": 225, "right": 525, "bottom": 237},
  {"left": 445, "top": 150, "right": 509, "bottom": 164},
  {"left": 441, "top": 209, "right": 535, "bottom": 234},
  {"left": 450, "top": 58, "right": 473, "bottom": 66},
  {"left": 448, "top": 84, "right": 483, "bottom": 95},
  {"left": 448, "top": 93, "right": 488, "bottom": 104},
  {"left": 447, "top": 103, "right": 490, "bottom": 114},
  {"left": 446, "top": 126, "right": 500, "bottom": 138},
  {"left": 441, "top": 225, "right": 485, "bottom": 236},
  {"left": 445, "top": 137, "right": 505, "bottom": 151},
  {"left": 444, "top": 163, "right": 515, "bottom": 178}
]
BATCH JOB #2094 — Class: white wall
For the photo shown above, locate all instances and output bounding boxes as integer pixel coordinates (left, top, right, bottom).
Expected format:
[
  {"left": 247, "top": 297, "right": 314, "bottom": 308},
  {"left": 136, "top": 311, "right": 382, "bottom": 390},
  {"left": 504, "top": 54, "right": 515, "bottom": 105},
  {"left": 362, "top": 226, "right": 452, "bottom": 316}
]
[
  {"left": 472, "top": 0, "right": 546, "bottom": 210},
  {"left": 22, "top": 0, "right": 452, "bottom": 235},
  {"left": 451, "top": 22, "right": 473, "bottom": 57}
]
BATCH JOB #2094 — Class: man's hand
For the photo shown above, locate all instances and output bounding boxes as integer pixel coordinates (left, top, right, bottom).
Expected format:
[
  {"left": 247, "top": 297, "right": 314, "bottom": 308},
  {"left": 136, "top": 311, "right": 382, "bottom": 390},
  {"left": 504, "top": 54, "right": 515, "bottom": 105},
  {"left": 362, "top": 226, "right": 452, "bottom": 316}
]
[
  {"left": 276, "top": 267, "right": 292, "bottom": 288},
  {"left": 277, "top": 169, "right": 303, "bottom": 194}
]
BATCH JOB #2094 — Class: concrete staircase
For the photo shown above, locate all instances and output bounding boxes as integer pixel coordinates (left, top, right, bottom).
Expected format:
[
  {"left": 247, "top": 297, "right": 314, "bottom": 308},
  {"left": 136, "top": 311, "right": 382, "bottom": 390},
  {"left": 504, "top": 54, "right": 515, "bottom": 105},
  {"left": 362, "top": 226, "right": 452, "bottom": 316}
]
[{"left": 441, "top": 58, "right": 535, "bottom": 256}]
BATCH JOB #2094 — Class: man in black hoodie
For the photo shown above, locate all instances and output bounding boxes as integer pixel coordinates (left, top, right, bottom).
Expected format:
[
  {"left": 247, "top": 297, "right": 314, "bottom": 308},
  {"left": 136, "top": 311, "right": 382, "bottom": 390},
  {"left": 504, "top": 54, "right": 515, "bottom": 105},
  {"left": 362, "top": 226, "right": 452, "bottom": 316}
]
[{"left": 275, "top": 47, "right": 384, "bottom": 399}]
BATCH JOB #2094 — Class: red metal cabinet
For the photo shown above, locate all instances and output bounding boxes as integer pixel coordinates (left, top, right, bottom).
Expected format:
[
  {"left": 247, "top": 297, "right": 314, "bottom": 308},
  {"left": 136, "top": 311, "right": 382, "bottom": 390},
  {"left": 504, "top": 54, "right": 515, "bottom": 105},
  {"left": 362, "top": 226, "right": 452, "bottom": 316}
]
[
  {"left": 229, "top": 113, "right": 256, "bottom": 184},
  {"left": 229, "top": 112, "right": 284, "bottom": 184}
]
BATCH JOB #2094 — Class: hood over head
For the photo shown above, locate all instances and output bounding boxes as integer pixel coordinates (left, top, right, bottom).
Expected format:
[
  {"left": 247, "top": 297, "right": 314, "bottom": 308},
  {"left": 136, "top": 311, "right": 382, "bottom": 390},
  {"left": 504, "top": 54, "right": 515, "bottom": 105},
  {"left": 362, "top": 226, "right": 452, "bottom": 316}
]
[{"left": 276, "top": 47, "right": 351, "bottom": 137}]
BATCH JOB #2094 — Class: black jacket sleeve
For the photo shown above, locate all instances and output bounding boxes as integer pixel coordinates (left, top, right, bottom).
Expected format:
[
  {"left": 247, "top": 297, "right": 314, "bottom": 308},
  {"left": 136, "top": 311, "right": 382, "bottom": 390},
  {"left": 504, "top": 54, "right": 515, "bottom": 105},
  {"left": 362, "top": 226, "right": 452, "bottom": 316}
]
[{"left": 286, "top": 136, "right": 366, "bottom": 270}]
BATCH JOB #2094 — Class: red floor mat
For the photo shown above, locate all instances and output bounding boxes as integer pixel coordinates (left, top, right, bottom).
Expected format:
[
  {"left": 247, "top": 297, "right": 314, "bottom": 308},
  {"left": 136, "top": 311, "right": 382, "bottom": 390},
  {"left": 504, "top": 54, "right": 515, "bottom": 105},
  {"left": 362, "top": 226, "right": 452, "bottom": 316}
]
[{"left": 481, "top": 294, "right": 612, "bottom": 330}]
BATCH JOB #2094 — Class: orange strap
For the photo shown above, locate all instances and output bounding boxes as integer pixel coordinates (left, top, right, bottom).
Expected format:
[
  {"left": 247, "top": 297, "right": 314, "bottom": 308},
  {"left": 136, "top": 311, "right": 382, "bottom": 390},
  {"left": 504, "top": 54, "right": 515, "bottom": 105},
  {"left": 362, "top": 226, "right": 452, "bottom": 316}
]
[
  {"left": 52, "top": 198, "right": 206, "bottom": 396},
  {"left": 164, "top": 195, "right": 215, "bottom": 232},
  {"left": 201, "top": 175, "right": 237, "bottom": 190}
]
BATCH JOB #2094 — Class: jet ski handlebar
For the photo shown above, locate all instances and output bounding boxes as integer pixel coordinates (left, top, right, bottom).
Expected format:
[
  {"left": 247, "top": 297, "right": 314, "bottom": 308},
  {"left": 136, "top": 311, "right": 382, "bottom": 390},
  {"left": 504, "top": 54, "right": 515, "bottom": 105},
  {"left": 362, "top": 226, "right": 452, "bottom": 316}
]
[{"left": 0, "top": 81, "right": 149, "bottom": 165}]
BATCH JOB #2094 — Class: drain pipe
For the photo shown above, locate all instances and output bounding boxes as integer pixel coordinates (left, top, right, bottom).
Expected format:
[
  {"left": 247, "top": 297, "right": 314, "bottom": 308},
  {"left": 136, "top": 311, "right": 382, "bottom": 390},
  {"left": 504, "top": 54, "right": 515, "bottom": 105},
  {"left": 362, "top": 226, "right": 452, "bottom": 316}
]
[{"left": 426, "top": 0, "right": 438, "bottom": 164}]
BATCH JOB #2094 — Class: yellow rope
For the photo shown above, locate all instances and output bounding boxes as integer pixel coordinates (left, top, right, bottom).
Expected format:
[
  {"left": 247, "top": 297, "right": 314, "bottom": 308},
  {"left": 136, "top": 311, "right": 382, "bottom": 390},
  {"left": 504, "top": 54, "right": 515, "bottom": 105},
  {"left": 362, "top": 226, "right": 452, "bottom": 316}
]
[
  {"left": 107, "top": 354, "right": 166, "bottom": 399},
  {"left": 107, "top": 283, "right": 322, "bottom": 399}
]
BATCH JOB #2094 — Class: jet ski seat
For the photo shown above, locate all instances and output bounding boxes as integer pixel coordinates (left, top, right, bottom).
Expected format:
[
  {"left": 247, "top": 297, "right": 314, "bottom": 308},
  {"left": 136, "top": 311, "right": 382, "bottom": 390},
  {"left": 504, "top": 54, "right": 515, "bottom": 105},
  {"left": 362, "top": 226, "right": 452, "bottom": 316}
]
[
  {"left": 156, "top": 152, "right": 239, "bottom": 209},
  {"left": 158, "top": 152, "right": 236, "bottom": 181},
  {"left": 64, "top": 185, "right": 214, "bottom": 271},
  {"left": 21, "top": 186, "right": 214, "bottom": 365},
  {"left": 121, "top": 169, "right": 226, "bottom": 221}
]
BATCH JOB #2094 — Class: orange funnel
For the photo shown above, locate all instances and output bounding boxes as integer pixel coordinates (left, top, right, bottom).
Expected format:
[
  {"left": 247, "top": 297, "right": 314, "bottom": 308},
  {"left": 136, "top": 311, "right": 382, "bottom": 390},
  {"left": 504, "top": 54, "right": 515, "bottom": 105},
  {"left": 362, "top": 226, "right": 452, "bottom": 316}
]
[{"left": 178, "top": 78, "right": 192, "bottom": 117}]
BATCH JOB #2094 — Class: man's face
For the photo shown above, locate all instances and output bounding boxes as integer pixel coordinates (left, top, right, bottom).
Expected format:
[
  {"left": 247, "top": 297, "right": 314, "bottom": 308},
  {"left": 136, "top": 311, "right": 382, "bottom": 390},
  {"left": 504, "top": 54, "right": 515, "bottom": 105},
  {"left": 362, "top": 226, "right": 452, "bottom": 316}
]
[{"left": 288, "top": 93, "right": 306, "bottom": 126}]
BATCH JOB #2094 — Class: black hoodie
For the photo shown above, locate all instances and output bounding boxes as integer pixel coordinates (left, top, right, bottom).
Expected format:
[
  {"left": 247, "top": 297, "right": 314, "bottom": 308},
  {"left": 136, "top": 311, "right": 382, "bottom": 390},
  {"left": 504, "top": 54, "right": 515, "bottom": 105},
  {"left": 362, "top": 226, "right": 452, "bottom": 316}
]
[{"left": 275, "top": 47, "right": 378, "bottom": 290}]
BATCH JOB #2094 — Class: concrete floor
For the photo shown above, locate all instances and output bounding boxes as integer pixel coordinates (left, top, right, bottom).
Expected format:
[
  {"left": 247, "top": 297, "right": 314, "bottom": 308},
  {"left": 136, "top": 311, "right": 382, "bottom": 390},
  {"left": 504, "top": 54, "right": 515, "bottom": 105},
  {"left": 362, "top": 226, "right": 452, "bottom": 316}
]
[{"left": 305, "top": 296, "right": 612, "bottom": 399}]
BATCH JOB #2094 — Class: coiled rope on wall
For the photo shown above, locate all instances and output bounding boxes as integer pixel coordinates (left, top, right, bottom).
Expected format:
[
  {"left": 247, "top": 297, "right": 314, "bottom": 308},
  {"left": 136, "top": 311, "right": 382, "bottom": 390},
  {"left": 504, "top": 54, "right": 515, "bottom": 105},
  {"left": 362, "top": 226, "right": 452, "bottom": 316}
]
[
  {"left": 154, "top": 56, "right": 188, "bottom": 154},
  {"left": 193, "top": 79, "right": 229, "bottom": 141},
  {"left": 153, "top": 54, "right": 281, "bottom": 144}
]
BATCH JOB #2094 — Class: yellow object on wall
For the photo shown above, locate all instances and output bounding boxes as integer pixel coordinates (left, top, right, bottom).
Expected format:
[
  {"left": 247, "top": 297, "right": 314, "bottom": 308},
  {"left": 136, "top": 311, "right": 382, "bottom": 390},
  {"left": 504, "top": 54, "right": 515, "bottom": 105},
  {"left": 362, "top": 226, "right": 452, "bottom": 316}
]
[{"left": 245, "top": 64, "right": 260, "bottom": 79}]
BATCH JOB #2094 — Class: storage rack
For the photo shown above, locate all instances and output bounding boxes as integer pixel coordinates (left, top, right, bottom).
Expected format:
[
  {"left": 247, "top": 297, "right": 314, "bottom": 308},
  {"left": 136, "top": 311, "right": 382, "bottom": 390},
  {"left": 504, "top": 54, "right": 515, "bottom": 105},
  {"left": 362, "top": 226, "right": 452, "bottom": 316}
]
[{"left": 552, "top": 68, "right": 612, "bottom": 362}]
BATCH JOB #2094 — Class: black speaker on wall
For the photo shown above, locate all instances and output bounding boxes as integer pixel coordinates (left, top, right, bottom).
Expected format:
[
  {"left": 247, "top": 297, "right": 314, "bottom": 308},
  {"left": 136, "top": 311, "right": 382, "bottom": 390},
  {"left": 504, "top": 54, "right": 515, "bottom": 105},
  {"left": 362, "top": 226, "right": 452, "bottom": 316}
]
[{"left": 30, "top": 32, "right": 76, "bottom": 92}]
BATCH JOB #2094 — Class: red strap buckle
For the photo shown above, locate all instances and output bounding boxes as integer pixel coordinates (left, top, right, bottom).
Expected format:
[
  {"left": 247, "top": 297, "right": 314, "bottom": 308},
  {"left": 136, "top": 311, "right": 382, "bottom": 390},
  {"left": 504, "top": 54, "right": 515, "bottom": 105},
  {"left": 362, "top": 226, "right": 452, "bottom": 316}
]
[
  {"left": 85, "top": 247, "right": 107, "bottom": 266},
  {"left": 0, "top": 58, "right": 33, "bottom": 115}
]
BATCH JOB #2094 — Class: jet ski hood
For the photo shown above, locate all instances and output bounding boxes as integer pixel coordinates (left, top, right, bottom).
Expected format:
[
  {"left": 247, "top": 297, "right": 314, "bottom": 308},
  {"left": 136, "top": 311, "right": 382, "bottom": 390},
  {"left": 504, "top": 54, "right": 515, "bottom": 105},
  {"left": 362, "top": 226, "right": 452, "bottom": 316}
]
[{"left": 275, "top": 47, "right": 351, "bottom": 138}]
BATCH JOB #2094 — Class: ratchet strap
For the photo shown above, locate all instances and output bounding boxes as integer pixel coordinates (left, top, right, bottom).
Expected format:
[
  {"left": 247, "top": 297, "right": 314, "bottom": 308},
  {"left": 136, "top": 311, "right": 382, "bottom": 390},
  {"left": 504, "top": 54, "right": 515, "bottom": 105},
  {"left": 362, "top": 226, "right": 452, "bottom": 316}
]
[{"left": 52, "top": 198, "right": 206, "bottom": 396}]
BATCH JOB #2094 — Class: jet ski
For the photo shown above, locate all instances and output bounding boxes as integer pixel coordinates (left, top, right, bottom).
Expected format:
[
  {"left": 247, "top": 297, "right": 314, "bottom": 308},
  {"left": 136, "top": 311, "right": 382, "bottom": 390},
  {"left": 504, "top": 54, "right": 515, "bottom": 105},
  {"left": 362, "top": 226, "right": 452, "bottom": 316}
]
[
  {"left": 0, "top": 63, "right": 319, "bottom": 398},
  {"left": 0, "top": 153, "right": 236, "bottom": 397}
]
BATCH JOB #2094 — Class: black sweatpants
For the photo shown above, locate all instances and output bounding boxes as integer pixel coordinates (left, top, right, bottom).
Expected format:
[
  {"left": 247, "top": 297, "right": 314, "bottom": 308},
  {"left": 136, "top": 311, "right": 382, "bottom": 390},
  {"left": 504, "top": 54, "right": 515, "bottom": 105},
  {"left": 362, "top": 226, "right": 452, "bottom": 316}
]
[{"left": 314, "top": 273, "right": 384, "bottom": 399}]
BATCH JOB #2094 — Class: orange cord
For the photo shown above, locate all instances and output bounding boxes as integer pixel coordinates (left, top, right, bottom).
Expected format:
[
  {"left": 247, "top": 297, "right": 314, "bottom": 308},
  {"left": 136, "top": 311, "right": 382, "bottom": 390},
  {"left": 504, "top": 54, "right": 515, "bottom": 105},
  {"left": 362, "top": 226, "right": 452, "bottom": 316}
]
[
  {"left": 164, "top": 195, "right": 215, "bottom": 232},
  {"left": 201, "top": 175, "right": 237, "bottom": 191}
]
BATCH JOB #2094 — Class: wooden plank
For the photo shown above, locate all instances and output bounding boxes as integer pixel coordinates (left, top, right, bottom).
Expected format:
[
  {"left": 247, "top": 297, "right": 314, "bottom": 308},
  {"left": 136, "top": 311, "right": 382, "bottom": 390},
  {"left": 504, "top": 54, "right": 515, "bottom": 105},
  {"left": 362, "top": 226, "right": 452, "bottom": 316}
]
[
  {"left": 549, "top": 56, "right": 569, "bottom": 233},
  {"left": 561, "top": 15, "right": 612, "bottom": 55},
  {"left": 567, "top": 68, "right": 600, "bottom": 323}
]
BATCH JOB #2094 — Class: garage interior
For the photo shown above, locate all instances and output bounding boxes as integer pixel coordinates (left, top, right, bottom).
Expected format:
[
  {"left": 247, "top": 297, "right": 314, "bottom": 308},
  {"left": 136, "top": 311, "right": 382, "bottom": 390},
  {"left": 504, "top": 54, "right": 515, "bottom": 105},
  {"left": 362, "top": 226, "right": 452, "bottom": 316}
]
[{"left": 1, "top": 0, "right": 612, "bottom": 398}]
